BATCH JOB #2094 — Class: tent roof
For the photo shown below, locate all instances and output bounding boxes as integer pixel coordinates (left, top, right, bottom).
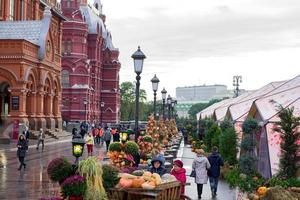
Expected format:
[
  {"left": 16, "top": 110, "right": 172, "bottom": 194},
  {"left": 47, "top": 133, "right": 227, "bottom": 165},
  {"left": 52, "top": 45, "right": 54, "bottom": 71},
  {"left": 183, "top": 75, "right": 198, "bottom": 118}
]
[
  {"left": 227, "top": 81, "right": 285, "bottom": 121},
  {"left": 213, "top": 91, "right": 252, "bottom": 121},
  {"left": 249, "top": 86, "right": 300, "bottom": 121},
  {"left": 247, "top": 75, "right": 300, "bottom": 121}
]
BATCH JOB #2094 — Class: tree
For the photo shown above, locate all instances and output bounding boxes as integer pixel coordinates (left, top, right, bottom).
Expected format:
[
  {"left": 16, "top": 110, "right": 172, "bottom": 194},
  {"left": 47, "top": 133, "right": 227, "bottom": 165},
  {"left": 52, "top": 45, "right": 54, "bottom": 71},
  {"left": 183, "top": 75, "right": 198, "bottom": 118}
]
[
  {"left": 239, "top": 118, "right": 259, "bottom": 175},
  {"left": 204, "top": 121, "right": 221, "bottom": 151},
  {"left": 275, "top": 106, "right": 300, "bottom": 178},
  {"left": 219, "top": 120, "right": 238, "bottom": 165},
  {"left": 188, "top": 99, "right": 223, "bottom": 119},
  {"left": 120, "top": 81, "right": 148, "bottom": 121}
]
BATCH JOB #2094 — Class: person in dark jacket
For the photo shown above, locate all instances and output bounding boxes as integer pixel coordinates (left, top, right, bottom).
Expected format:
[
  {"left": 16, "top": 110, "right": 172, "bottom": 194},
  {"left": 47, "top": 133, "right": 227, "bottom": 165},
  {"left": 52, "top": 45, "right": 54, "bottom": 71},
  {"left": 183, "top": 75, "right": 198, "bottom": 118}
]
[
  {"left": 207, "top": 146, "right": 224, "bottom": 197},
  {"left": 112, "top": 128, "right": 120, "bottom": 142},
  {"left": 148, "top": 154, "right": 166, "bottom": 176},
  {"left": 17, "top": 134, "right": 28, "bottom": 171},
  {"left": 79, "top": 126, "right": 87, "bottom": 139},
  {"left": 103, "top": 127, "right": 111, "bottom": 151}
]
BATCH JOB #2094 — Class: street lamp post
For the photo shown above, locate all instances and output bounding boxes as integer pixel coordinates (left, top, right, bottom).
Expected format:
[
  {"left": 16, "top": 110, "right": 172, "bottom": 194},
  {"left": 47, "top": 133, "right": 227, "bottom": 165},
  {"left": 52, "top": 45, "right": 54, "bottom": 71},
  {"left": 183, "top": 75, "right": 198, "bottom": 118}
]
[
  {"left": 100, "top": 101, "right": 105, "bottom": 126},
  {"left": 131, "top": 46, "right": 146, "bottom": 142},
  {"left": 83, "top": 99, "right": 88, "bottom": 122},
  {"left": 161, "top": 88, "right": 167, "bottom": 119},
  {"left": 151, "top": 74, "right": 160, "bottom": 120},
  {"left": 233, "top": 75, "right": 242, "bottom": 97},
  {"left": 171, "top": 100, "right": 177, "bottom": 119},
  {"left": 167, "top": 95, "right": 172, "bottom": 119}
]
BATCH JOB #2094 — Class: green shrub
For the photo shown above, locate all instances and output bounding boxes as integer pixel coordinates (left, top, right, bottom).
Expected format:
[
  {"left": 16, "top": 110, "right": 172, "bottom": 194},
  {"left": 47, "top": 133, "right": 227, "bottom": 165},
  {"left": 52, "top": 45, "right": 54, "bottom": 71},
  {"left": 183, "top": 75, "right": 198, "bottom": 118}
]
[
  {"left": 47, "top": 157, "right": 74, "bottom": 184},
  {"left": 239, "top": 155, "right": 256, "bottom": 175},
  {"left": 102, "top": 164, "right": 120, "bottom": 192},
  {"left": 143, "top": 136, "right": 153, "bottom": 143},
  {"left": 224, "top": 168, "right": 240, "bottom": 188},
  {"left": 124, "top": 141, "right": 139, "bottom": 156},
  {"left": 109, "top": 142, "right": 122, "bottom": 152},
  {"left": 219, "top": 127, "right": 238, "bottom": 165},
  {"left": 204, "top": 123, "right": 221, "bottom": 151}
]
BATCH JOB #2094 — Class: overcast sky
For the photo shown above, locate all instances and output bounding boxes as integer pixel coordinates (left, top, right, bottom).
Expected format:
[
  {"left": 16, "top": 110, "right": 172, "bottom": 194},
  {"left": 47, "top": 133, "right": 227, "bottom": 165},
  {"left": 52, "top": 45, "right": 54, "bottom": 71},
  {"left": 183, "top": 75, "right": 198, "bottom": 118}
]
[{"left": 98, "top": 0, "right": 300, "bottom": 100}]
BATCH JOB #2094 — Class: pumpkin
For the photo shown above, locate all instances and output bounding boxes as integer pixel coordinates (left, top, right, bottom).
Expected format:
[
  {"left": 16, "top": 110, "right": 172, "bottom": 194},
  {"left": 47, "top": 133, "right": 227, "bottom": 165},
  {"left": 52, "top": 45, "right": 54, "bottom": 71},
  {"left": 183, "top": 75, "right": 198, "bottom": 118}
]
[
  {"left": 257, "top": 186, "right": 268, "bottom": 196},
  {"left": 152, "top": 173, "right": 162, "bottom": 185},
  {"left": 142, "top": 182, "right": 155, "bottom": 189},
  {"left": 132, "top": 177, "right": 145, "bottom": 188},
  {"left": 119, "top": 177, "right": 133, "bottom": 188}
]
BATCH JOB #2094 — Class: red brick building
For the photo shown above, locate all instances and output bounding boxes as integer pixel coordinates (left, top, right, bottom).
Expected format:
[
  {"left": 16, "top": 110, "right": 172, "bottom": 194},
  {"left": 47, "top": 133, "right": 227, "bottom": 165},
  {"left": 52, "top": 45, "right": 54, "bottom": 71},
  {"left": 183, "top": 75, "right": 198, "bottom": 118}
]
[
  {"left": 0, "top": 0, "right": 65, "bottom": 139},
  {"left": 61, "top": 0, "right": 121, "bottom": 125}
]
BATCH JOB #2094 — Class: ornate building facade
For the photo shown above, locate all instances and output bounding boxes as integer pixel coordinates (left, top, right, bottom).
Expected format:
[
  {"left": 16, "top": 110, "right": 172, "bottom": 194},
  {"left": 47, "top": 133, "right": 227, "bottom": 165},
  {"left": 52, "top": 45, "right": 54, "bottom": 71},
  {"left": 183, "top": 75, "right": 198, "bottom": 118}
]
[
  {"left": 0, "top": 0, "right": 65, "bottom": 138},
  {"left": 61, "top": 0, "right": 121, "bottom": 124}
]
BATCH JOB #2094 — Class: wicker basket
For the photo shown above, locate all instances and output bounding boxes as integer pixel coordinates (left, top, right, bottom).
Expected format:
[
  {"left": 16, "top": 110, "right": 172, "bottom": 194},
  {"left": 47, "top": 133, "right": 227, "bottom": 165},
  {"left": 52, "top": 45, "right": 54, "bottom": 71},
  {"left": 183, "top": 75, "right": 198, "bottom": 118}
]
[{"left": 108, "top": 181, "right": 182, "bottom": 200}]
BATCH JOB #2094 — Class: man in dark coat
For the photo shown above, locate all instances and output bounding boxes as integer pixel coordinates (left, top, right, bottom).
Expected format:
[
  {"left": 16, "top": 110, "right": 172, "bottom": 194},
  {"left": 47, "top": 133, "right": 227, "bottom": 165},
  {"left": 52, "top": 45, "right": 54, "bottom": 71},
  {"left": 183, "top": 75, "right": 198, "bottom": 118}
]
[
  {"left": 207, "top": 146, "right": 224, "bottom": 197},
  {"left": 79, "top": 126, "right": 87, "bottom": 139},
  {"left": 17, "top": 134, "right": 28, "bottom": 170},
  {"left": 148, "top": 154, "right": 166, "bottom": 176}
]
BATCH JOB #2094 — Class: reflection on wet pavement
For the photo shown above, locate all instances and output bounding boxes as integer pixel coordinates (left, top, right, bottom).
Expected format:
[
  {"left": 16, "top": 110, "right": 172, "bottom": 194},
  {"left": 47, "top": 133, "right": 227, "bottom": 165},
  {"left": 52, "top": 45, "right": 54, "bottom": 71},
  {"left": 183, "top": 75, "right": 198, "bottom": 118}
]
[{"left": 0, "top": 138, "right": 106, "bottom": 200}]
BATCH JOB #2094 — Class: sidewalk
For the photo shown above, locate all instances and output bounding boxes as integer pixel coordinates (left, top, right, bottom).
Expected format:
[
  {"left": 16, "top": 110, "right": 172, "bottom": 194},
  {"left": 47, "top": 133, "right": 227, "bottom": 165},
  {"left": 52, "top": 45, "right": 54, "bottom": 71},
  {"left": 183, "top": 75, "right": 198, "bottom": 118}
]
[
  {"left": 0, "top": 133, "right": 72, "bottom": 152},
  {"left": 177, "top": 142, "right": 236, "bottom": 200}
]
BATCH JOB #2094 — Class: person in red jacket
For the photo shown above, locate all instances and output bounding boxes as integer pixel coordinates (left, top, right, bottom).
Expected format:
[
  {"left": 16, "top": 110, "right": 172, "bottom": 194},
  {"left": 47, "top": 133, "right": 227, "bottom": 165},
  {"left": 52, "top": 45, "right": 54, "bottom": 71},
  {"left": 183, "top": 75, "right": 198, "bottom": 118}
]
[{"left": 171, "top": 160, "right": 187, "bottom": 194}]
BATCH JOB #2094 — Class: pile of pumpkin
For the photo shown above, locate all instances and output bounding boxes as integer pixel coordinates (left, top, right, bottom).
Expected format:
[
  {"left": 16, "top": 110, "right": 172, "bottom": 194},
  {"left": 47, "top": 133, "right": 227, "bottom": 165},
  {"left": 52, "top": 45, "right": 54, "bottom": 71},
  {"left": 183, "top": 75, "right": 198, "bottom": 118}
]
[
  {"left": 145, "top": 115, "right": 162, "bottom": 151},
  {"left": 138, "top": 135, "right": 154, "bottom": 164},
  {"left": 117, "top": 171, "right": 163, "bottom": 190},
  {"left": 107, "top": 141, "right": 139, "bottom": 169}
]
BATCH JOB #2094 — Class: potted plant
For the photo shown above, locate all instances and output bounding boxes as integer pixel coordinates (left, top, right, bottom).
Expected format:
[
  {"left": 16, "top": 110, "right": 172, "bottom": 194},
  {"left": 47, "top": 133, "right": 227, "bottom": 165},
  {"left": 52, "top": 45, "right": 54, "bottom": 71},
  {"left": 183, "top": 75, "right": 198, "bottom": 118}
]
[
  {"left": 61, "top": 175, "right": 87, "bottom": 200},
  {"left": 47, "top": 157, "right": 74, "bottom": 184}
]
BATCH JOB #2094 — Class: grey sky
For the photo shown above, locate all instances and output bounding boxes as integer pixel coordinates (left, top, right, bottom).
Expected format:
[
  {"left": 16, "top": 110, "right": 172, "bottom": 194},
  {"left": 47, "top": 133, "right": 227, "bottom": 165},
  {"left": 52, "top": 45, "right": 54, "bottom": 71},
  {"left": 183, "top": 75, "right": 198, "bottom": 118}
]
[{"left": 98, "top": 0, "right": 300, "bottom": 99}]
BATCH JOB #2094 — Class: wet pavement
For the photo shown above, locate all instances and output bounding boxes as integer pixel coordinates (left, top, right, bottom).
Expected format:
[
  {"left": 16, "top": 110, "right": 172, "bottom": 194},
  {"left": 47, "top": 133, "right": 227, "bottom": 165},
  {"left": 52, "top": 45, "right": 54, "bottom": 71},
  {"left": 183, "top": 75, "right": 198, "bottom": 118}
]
[
  {"left": 0, "top": 137, "right": 106, "bottom": 200},
  {"left": 0, "top": 138, "right": 235, "bottom": 200},
  {"left": 177, "top": 142, "right": 236, "bottom": 200}
]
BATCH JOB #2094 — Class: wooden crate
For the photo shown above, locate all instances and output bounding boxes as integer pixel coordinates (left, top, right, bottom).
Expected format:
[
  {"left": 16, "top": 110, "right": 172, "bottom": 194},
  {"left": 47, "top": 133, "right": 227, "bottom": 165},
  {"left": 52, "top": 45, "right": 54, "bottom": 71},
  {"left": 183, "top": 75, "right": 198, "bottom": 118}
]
[{"left": 108, "top": 181, "right": 182, "bottom": 200}]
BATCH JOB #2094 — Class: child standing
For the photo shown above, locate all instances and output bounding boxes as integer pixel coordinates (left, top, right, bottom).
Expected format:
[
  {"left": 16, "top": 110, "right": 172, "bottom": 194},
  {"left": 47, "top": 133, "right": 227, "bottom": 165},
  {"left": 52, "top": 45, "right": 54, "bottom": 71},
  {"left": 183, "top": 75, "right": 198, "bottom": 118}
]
[
  {"left": 85, "top": 132, "right": 94, "bottom": 156},
  {"left": 148, "top": 154, "right": 166, "bottom": 176},
  {"left": 171, "top": 160, "right": 187, "bottom": 194}
]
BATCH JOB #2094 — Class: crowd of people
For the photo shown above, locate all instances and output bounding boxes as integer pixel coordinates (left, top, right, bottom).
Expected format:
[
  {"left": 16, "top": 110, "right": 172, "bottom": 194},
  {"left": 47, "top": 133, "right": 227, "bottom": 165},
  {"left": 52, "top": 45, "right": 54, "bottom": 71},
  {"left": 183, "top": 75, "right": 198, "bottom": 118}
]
[{"left": 16, "top": 122, "right": 224, "bottom": 199}]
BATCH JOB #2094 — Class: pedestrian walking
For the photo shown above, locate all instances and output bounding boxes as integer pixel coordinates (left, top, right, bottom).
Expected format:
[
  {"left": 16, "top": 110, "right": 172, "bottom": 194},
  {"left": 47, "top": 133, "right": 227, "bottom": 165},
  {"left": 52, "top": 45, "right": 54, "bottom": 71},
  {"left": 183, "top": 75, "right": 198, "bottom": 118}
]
[
  {"left": 85, "top": 132, "right": 94, "bottom": 156},
  {"left": 208, "top": 146, "right": 224, "bottom": 197},
  {"left": 192, "top": 149, "right": 211, "bottom": 200},
  {"left": 99, "top": 126, "right": 104, "bottom": 146},
  {"left": 17, "top": 134, "right": 27, "bottom": 170},
  {"left": 92, "top": 127, "right": 99, "bottom": 144},
  {"left": 36, "top": 128, "right": 45, "bottom": 151},
  {"left": 23, "top": 126, "right": 30, "bottom": 150},
  {"left": 72, "top": 127, "right": 77, "bottom": 138},
  {"left": 79, "top": 126, "right": 87, "bottom": 139},
  {"left": 103, "top": 126, "right": 111, "bottom": 151},
  {"left": 171, "top": 160, "right": 187, "bottom": 194},
  {"left": 111, "top": 127, "right": 120, "bottom": 142}
]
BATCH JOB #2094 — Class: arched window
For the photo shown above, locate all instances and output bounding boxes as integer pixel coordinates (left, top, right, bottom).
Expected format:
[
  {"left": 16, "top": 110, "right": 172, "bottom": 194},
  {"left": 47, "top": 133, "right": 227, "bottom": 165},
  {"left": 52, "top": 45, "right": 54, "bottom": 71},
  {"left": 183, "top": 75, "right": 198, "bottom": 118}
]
[{"left": 62, "top": 70, "right": 70, "bottom": 88}]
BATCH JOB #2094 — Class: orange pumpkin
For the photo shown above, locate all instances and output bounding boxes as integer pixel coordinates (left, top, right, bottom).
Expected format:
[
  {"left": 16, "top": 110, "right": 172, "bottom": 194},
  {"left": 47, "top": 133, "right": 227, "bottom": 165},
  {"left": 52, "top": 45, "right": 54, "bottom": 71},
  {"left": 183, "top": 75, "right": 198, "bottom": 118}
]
[
  {"left": 132, "top": 177, "right": 145, "bottom": 188},
  {"left": 257, "top": 186, "right": 268, "bottom": 196},
  {"left": 119, "top": 177, "right": 133, "bottom": 188}
]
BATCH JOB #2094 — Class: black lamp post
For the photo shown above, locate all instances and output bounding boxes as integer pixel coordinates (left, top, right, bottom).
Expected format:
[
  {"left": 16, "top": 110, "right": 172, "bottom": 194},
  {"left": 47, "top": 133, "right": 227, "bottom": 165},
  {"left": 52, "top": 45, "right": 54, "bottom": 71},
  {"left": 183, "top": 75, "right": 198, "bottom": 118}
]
[
  {"left": 72, "top": 138, "right": 85, "bottom": 164},
  {"left": 161, "top": 88, "right": 167, "bottom": 119},
  {"left": 171, "top": 100, "right": 177, "bottom": 119},
  {"left": 167, "top": 95, "right": 172, "bottom": 119},
  {"left": 131, "top": 46, "right": 146, "bottom": 142},
  {"left": 151, "top": 74, "right": 160, "bottom": 120},
  {"left": 100, "top": 101, "right": 105, "bottom": 126},
  {"left": 83, "top": 99, "right": 88, "bottom": 123},
  {"left": 233, "top": 75, "right": 242, "bottom": 97}
]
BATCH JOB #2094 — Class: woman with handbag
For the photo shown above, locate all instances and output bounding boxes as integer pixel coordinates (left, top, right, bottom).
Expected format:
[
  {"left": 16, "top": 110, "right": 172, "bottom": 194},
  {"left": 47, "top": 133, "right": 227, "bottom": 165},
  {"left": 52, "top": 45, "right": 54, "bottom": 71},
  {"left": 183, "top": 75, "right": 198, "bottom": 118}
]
[{"left": 191, "top": 149, "right": 211, "bottom": 200}]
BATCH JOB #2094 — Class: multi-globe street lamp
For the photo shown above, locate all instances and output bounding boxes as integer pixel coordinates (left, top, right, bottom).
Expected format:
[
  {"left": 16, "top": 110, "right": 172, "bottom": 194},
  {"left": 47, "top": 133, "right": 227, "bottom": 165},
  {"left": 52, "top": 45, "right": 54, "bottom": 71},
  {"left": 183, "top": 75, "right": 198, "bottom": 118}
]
[
  {"left": 161, "top": 88, "right": 167, "bottom": 119},
  {"left": 131, "top": 46, "right": 146, "bottom": 142},
  {"left": 167, "top": 95, "right": 172, "bottom": 119},
  {"left": 233, "top": 75, "right": 242, "bottom": 97},
  {"left": 151, "top": 74, "right": 160, "bottom": 120},
  {"left": 171, "top": 99, "right": 177, "bottom": 119}
]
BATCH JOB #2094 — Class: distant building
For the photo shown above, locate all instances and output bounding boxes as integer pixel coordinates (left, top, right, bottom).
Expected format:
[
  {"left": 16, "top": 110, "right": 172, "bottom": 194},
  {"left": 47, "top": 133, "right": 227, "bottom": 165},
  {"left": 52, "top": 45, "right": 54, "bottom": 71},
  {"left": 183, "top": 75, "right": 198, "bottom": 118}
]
[
  {"left": 176, "top": 85, "right": 233, "bottom": 102},
  {"left": 175, "top": 84, "right": 245, "bottom": 118}
]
